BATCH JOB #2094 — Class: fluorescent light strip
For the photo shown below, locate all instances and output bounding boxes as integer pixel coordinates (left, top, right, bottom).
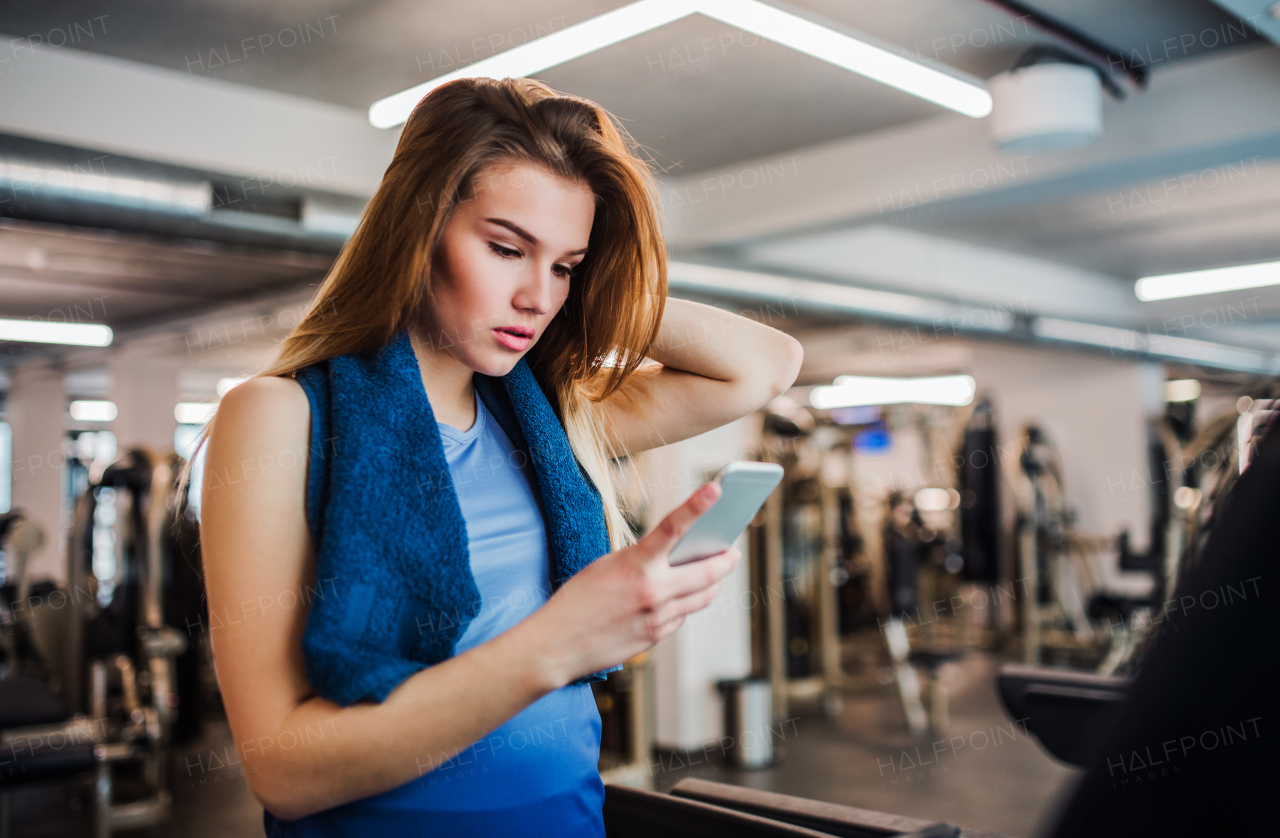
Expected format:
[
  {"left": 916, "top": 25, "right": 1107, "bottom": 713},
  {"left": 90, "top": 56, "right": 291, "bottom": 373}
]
[
  {"left": 0, "top": 318, "right": 113, "bottom": 347},
  {"left": 370, "top": 0, "right": 692, "bottom": 128},
  {"left": 810, "top": 374, "right": 977, "bottom": 409},
  {"left": 69, "top": 400, "right": 117, "bottom": 422},
  {"left": 301, "top": 207, "right": 362, "bottom": 238},
  {"left": 695, "top": 0, "right": 991, "bottom": 117},
  {"left": 368, "top": 0, "right": 991, "bottom": 128},
  {"left": 1164, "top": 379, "right": 1201, "bottom": 402},
  {"left": 0, "top": 159, "right": 210, "bottom": 215},
  {"left": 1136, "top": 260, "right": 1280, "bottom": 301},
  {"left": 1031, "top": 317, "right": 1279, "bottom": 374},
  {"left": 175, "top": 402, "right": 218, "bottom": 425}
]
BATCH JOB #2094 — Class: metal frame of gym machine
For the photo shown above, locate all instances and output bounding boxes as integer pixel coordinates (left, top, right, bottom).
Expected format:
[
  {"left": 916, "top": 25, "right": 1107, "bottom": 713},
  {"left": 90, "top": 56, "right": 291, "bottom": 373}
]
[
  {"left": 752, "top": 413, "right": 845, "bottom": 727},
  {"left": 1012, "top": 394, "right": 1271, "bottom": 674},
  {"left": 0, "top": 449, "right": 188, "bottom": 837}
]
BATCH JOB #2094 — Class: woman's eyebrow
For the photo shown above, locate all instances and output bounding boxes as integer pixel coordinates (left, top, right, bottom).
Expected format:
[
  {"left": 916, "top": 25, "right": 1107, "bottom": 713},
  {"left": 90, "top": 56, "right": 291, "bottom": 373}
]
[
  {"left": 485, "top": 217, "right": 588, "bottom": 255},
  {"left": 485, "top": 217, "right": 537, "bottom": 244}
]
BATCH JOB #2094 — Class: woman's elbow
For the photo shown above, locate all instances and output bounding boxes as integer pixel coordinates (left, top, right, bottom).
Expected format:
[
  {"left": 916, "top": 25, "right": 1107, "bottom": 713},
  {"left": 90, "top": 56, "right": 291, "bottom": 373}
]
[
  {"left": 735, "top": 333, "right": 804, "bottom": 415},
  {"left": 767, "top": 334, "right": 804, "bottom": 399},
  {"left": 256, "top": 793, "right": 314, "bottom": 824},
  {"left": 248, "top": 766, "right": 319, "bottom": 822}
]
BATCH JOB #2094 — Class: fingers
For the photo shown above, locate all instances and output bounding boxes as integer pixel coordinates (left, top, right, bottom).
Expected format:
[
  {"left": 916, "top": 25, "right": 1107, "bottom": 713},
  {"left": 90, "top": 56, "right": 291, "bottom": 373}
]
[
  {"left": 643, "top": 611, "right": 687, "bottom": 642},
  {"left": 669, "top": 578, "right": 725, "bottom": 621},
  {"left": 645, "top": 577, "right": 727, "bottom": 638},
  {"left": 638, "top": 480, "right": 722, "bottom": 559},
  {"left": 663, "top": 548, "right": 739, "bottom": 600}
]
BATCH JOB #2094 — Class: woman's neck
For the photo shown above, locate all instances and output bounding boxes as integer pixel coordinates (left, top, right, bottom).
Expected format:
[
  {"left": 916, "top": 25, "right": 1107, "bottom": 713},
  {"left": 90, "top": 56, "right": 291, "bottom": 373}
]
[{"left": 407, "top": 324, "right": 477, "bottom": 432}]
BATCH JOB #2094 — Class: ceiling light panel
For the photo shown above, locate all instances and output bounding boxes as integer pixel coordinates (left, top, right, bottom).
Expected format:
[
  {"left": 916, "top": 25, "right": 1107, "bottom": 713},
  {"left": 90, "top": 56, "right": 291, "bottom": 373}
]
[
  {"left": 369, "top": 0, "right": 991, "bottom": 128},
  {"left": 0, "top": 318, "right": 113, "bottom": 347},
  {"left": 695, "top": 0, "right": 992, "bottom": 117},
  {"left": 0, "top": 159, "right": 210, "bottom": 215},
  {"left": 69, "top": 400, "right": 118, "bottom": 422},
  {"left": 1135, "top": 260, "right": 1280, "bottom": 301},
  {"left": 370, "top": 0, "right": 694, "bottom": 128},
  {"left": 810, "top": 374, "right": 977, "bottom": 408},
  {"left": 175, "top": 402, "right": 218, "bottom": 425}
]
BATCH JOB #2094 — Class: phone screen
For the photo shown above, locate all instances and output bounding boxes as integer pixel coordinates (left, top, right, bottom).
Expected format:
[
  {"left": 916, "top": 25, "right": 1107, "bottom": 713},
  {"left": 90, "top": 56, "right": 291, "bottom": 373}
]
[{"left": 668, "top": 462, "right": 783, "bottom": 565}]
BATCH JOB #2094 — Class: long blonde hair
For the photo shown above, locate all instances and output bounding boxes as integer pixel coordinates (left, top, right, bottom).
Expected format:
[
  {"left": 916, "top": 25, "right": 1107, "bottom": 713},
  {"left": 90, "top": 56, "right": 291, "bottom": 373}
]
[{"left": 240, "top": 78, "right": 666, "bottom": 548}]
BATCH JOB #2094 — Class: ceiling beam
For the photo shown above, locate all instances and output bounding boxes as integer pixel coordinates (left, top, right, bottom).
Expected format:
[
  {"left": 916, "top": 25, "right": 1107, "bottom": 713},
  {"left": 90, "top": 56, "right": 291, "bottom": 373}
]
[
  {"left": 0, "top": 33, "right": 398, "bottom": 198},
  {"left": 740, "top": 224, "right": 1136, "bottom": 323}
]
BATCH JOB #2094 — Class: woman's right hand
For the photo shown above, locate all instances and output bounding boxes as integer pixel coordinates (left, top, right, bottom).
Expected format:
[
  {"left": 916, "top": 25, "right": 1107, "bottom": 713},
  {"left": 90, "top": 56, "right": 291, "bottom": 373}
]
[{"left": 519, "top": 480, "right": 741, "bottom": 687}]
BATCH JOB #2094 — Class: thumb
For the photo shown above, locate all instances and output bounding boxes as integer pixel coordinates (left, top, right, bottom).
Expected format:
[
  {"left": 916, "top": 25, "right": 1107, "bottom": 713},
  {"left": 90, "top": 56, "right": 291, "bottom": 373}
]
[{"left": 639, "top": 480, "right": 722, "bottom": 560}]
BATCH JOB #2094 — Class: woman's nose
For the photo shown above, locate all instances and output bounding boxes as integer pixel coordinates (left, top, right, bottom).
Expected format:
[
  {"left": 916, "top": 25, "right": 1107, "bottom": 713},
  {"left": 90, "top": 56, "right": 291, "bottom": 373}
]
[{"left": 513, "top": 264, "right": 554, "bottom": 315}]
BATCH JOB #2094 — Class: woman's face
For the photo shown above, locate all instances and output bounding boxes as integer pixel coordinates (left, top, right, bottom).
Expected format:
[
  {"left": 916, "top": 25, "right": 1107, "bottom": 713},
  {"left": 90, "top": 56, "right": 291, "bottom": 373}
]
[{"left": 424, "top": 160, "right": 594, "bottom": 377}]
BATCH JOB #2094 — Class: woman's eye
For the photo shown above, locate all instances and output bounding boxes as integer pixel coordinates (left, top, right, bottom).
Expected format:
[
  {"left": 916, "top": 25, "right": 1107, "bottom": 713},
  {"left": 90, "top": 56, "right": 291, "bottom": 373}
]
[
  {"left": 489, "top": 242, "right": 521, "bottom": 259},
  {"left": 553, "top": 264, "right": 576, "bottom": 279}
]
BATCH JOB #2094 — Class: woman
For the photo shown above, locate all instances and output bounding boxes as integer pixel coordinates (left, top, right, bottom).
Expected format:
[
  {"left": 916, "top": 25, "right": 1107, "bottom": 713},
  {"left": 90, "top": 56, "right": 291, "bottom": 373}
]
[{"left": 201, "top": 77, "right": 802, "bottom": 835}]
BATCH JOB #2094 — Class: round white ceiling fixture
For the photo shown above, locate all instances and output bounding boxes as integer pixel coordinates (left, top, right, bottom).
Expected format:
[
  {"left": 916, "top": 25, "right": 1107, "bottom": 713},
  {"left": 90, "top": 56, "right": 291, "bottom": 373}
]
[{"left": 988, "top": 62, "right": 1102, "bottom": 154}]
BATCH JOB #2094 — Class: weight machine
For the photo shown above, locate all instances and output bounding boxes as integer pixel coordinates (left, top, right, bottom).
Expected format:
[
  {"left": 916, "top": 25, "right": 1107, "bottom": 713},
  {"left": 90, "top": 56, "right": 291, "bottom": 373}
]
[
  {"left": 751, "top": 402, "right": 848, "bottom": 724},
  {"left": 604, "top": 405, "right": 1280, "bottom": 835},
  {"left": 0, "top": 447, "right": 204, "bottom": 836}
]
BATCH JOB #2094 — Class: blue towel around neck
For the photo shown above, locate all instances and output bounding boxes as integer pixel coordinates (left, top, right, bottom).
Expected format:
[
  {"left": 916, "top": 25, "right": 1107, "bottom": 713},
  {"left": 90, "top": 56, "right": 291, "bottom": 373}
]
[{"left": 293, "top": 327, "right": 615, "bottom": 707}]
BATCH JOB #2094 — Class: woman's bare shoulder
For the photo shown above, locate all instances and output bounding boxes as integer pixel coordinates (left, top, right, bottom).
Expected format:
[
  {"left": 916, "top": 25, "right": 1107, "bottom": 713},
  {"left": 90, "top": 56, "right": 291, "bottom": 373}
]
[
  {"left": 201, "top": 376, "right": 312, "bottom": 546},
  {"left": 216, "top": 375, "right": 310, "bottom": 434}
]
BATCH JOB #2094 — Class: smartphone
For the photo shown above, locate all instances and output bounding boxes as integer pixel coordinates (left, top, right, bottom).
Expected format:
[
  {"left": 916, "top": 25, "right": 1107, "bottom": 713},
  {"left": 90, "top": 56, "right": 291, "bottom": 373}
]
[{"left": 668, "top": 461, "right": 784, "bottom": 566}]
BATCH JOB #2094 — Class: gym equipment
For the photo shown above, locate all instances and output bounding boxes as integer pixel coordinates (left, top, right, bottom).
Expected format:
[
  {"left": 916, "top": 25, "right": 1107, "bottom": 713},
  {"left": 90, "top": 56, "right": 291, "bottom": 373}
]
[
  {"left": 885, "top": 410, "right": 1280, "bottom": 836},
  {"left": 1046, "top": 406, "right": 1277, "bottom": 835},
  {"left": 0, "top": 513, "right": 46, "bottom": 683},
  {"left": 604, "top": 406, "right": 1278, "bottom": 838},
  {"left": 1087, "top": 390, "right": 1276, "bottom": 675},
  {"left": 956, "top": 399, "right": 1000, "bottom": 585},
  {"left": 604, "top": 779, "right": 975, "bottom": 837},
  {"left": 881, "top": 617, "right": 963, "bottom": 737},
  {"left": 995, "top": 665, "right": 1129, "bottom": 767},
  {"left": 0, "top": 447, "right": 204, "bottom": 836},
  {"left": 1012, "top": 425, "right": 1072, "bottom": 664},
  {"left": 1160, "top": 392, "right": 1276, "bottom": 594},
  {"left": 834, "top": 485, "right": 874, "bottom": 636},
  {"left": 1012, "top": 426, "right": 1160, "bottom": 670},
  {"left": 751, "top": 403, "right": 846, "bottom": 722}
]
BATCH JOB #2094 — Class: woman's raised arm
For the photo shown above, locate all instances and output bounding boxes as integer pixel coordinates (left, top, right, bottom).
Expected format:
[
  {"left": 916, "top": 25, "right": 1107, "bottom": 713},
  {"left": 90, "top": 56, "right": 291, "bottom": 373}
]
[
  {"left": 200, "top": 376, "right": 738, "bottom": 819},
  {"left": 596, "top": 297, "right": 804, "bottom": 457}
]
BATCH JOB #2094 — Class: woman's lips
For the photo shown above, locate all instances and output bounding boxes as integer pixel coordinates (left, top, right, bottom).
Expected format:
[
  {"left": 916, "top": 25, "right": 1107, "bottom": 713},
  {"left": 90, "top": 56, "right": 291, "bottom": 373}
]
[{"left": 492, "top": 327, "right": 532, "bottom": 351}]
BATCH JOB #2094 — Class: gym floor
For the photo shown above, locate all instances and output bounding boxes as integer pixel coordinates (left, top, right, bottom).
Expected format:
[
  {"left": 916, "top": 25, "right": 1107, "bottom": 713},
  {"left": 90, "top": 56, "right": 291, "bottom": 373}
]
[{"left": 10, "top": 652, "right": 1078, "bottom": 838}]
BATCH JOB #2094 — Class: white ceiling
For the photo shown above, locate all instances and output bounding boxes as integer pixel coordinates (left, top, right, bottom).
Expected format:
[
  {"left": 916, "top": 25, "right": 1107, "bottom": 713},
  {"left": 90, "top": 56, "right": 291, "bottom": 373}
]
[
  {"left": 0, "top": 0, "right": 1255, "bottom": 173},
  {"left": 1, "top": 0, "right": 1278, "bottom": 368}
]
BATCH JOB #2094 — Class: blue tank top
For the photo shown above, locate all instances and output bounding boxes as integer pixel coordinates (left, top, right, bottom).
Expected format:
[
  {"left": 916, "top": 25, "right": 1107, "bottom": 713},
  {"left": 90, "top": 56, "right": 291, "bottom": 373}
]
[{"left": 265, "top": 387, "right": 605, "bottom": 837}]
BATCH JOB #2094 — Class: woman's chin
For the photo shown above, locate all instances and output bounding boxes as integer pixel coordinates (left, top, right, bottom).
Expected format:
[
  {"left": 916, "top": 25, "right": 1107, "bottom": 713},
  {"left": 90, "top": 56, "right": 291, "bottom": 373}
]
[{"left": 469, "top": 353, "right": 523, "bottom": 378}]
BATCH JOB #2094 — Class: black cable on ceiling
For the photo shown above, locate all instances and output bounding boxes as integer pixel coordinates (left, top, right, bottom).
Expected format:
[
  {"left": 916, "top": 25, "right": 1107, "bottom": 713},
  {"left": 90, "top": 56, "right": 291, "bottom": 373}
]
[{"left": 979, "top": 0, "right": 1149, "bottom": 89}]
